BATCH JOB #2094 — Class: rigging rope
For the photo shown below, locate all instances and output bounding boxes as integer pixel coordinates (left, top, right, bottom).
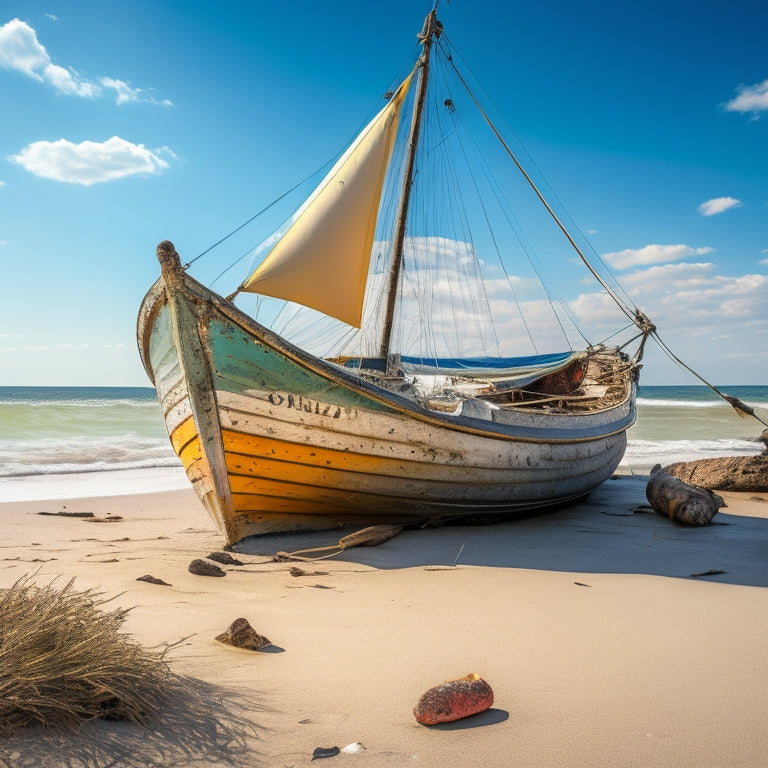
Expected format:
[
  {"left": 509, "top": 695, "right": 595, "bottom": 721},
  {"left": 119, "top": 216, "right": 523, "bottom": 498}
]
[
  {"left": 439, "top": 35, "right": 638, "bottom": 317},
  {"left": 650, "top": 329, "right": 767, "bottom": 427},
  {"left": 443, "top": 48, "right": 640, "bottom": 329},
  {"left": 435, "top": 34, "right": 766, "bottom": 428},
  {"left": 185, "top": 170, "right": 325, "bottom": 270}
]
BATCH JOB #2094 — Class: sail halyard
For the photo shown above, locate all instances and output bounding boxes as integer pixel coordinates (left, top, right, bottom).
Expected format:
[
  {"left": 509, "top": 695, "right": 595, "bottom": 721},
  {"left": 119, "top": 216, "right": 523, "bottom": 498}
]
[{"left": 238, "top": 72, "right": 415, "bottom": 328}]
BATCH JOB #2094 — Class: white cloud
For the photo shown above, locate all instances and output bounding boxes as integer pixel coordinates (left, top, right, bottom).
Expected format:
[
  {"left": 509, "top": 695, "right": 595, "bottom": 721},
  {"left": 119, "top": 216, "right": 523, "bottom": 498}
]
[
  {"left": 619, "top": 261, "right": 716, "bottom": 293},
  {"left": 100, "top": 76, "right": 173, "bottom": 107},
  {"left": 724, "top": 78, "right": 768, "bottom": 114},
  {"left": 568, "top": 264, "right": 768, "bottom": 364},
  {"left": 0, "top": 19, "right": 47, "bottom": 77},
  {"left": 9, "top": 136, "right": 173, "bottom": 185},
  {"left": 0, "top": 18, "right": 171, "bottom": 105},
  {"left": 617, "top": 264, "right": 767, "bottom": 321},
  {"left": 0, "top": 19, "right": 97, "bottom": 96},
  {"left": 698, "top": 196, "right": 742, "bottom": 216},
  {"left": 602, "top": 243, "right": 714, "bottom": 270}
]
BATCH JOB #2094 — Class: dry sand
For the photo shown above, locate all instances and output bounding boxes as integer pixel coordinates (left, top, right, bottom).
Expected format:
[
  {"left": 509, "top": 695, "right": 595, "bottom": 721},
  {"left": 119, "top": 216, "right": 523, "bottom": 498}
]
[{"left": 1, "top": 474, "right": 767, "bottom": 767}]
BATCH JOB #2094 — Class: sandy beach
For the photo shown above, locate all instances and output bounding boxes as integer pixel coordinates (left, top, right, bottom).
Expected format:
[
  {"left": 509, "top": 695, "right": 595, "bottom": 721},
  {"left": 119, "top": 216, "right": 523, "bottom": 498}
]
[{"left": 1, "top": 474, "right": 767, "bottom": 767}]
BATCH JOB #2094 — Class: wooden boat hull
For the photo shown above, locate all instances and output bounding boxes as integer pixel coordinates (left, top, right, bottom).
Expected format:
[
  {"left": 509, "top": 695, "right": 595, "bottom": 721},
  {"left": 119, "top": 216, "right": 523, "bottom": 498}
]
[{"left": 138, "top": 260, "right": 636, "bottom": 544}]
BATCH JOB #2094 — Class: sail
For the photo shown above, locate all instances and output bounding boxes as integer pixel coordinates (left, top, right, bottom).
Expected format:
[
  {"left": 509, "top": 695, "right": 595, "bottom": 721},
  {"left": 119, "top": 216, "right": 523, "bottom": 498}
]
[{"left": 240, "top": 73, "right": 414, "bottom": 328}]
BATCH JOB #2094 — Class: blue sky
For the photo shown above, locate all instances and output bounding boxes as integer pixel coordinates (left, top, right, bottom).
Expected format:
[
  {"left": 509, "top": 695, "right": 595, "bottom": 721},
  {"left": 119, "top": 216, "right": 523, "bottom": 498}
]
[{"left": 1, "top": 0, "right": 766, "bottom": 386}]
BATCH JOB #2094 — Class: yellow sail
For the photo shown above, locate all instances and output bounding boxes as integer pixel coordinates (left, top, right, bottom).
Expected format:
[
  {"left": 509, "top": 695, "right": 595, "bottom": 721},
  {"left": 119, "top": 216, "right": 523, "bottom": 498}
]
[{"left": 240, "top": 73, "right": 414, "bottom": 328}]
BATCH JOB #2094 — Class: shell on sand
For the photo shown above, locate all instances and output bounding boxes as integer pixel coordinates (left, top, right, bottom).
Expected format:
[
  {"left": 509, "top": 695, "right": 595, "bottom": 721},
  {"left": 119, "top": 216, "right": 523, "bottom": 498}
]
[{"left": 413, "top": 672, "right": 494, "bottom": 725}]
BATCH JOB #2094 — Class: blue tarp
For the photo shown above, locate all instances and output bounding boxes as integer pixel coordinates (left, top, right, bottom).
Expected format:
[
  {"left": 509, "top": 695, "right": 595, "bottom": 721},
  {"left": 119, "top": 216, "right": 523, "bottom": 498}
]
[{"left": 399, "top": 352, "right": 573, "bottom": 371}]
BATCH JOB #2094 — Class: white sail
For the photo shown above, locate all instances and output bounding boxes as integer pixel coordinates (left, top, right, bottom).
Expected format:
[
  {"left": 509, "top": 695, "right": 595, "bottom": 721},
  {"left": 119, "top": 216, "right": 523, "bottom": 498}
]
[{"left": 240, "top": 73, "right": 414, "bottom": 328}]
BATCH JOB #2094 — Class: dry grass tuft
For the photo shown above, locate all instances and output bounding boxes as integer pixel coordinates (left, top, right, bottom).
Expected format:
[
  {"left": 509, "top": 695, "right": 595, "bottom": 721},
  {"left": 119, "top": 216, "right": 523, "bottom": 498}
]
[
  {"left": 0, "top": 574, "right": 171, "bottom": 735},
  {"left": 0, "top": 575, "right": 265, "bottom": 766}
]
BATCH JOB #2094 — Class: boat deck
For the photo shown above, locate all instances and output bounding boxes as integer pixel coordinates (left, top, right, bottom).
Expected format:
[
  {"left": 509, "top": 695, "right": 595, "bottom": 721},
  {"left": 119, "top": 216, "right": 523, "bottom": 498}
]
[{"left": 339, "top": 348, "right": 635, "bottom": 416}]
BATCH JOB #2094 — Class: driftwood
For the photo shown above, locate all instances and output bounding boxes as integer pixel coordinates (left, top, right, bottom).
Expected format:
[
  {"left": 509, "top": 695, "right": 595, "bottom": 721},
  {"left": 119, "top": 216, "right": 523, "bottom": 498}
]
[
  {"left": 661, "top": 454, "right": 768, "bottom": 493},
  {"left": 275, "top": 524, "right": 404, "bottom": 562},
  {"left": 646, "top": 464, "right": 725, "bottom": 525}
]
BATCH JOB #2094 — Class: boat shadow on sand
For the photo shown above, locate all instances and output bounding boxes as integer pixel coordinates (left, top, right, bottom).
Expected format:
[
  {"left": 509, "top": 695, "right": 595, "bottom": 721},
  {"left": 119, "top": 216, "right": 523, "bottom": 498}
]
[{"left": 235, "top": 475, "right": 768, "bottom": 588}]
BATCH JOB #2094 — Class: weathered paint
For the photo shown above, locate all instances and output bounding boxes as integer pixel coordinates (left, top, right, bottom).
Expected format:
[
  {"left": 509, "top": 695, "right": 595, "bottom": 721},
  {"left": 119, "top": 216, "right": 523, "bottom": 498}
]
[{"left": 137, "top": 258, "right": 637, "bottom": 544}]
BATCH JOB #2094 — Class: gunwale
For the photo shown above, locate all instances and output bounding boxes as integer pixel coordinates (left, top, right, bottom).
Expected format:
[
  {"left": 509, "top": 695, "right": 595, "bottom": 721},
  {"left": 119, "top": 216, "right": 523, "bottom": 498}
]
[{"left": 137, "top": 256, "right": 636, "bottom": 542}]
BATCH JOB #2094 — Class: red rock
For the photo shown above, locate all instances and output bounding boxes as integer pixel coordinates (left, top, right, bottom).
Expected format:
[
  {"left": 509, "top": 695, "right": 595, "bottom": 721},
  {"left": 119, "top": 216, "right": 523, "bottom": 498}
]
[{"left": 413, "top": 673, "right": 494, "bottom": 725}]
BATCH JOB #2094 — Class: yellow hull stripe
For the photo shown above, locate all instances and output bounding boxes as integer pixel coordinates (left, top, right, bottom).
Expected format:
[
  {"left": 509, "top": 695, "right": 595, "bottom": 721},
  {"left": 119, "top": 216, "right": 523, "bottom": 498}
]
[{"left": 170, "top": 415, "right": 199, "bottom": 456}]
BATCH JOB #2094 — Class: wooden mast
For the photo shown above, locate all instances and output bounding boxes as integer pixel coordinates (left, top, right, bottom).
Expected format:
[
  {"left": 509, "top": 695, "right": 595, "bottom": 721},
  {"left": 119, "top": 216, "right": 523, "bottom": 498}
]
[{"left": 378, "top": 8, "right": 441, "bottom": 369}]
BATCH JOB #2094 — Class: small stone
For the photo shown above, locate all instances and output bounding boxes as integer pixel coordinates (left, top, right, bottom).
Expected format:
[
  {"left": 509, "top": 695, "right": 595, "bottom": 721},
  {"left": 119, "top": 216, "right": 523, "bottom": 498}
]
[
  {"left": 207, "top": 551, "right": 244, "bottom": 565},
  {"left": 311, "top": 746, "right": 340, "bottom": 760},
  {"left": 189, "top": 558, "right": 226, "bottom": 577},
  {"left": 414, "top": 673, "right": 494, "bottom": 725},
  {"left": 136, "top": 575, "right": 171, "bottom": 586},
  {"left": 215, "top": 617, "right": 271, "bottom": 650}
]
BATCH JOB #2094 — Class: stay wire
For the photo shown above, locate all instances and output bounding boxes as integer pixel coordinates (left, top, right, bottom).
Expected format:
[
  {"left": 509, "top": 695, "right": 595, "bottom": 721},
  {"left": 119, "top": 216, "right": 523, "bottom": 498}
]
[
  {"left": 436, "top": 37, "right": 588, "bottom": 349},
  {"left": 186, "top": 173, "right": 321, "bottom": 269},
  {"left": 440, "top": 34, "right": 639, "bottom": 323},
  {"left": 651, "top": 329, "right": 767, "bottom": 427}
]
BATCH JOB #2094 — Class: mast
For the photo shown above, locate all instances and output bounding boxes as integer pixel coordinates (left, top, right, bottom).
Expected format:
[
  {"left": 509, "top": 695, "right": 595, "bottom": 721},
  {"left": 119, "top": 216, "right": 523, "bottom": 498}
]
[{"left": 379, "top": 8, "right": 441, "bottom": 367}]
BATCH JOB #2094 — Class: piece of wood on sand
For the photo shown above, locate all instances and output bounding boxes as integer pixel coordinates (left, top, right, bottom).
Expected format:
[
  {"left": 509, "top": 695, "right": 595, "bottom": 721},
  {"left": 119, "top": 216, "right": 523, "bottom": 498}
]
[
  {"left": 661, "top": 451, "right": 768, "bottom": 493},
  {"left": 646, "top": 464, "right": 726, "bottom": 525}
]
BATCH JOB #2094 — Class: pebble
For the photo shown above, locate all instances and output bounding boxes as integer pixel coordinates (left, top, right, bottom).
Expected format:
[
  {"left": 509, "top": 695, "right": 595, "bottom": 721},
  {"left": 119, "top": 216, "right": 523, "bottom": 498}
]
[
  {"left": 188, "top": 558, "right": 226, "bottom": 577},
  {"left": 311, "top": 746, "right": 340, "bottom": 760},
  {"left": 206, "top": 551, "right": 244, "bottom": 565}
]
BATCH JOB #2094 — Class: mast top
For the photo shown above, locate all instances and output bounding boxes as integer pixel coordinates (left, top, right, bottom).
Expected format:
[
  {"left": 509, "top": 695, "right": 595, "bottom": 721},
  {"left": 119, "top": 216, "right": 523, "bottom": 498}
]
[{"left": 418, "top": 7, "right": 442, "bottom": 45}]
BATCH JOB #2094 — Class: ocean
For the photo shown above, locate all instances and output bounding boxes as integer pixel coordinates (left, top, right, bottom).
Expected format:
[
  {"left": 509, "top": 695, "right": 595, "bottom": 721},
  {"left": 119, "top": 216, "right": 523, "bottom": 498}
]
[
  {"left": 0, "top": 386, "right": 187, "bottom": 502},
  {"left": 0, "top": 385, "right": 765, "bottom": 502}
]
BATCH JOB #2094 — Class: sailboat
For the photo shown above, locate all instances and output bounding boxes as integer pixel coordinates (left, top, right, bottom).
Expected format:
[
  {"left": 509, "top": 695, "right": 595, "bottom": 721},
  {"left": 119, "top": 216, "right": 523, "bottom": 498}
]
[{"left": 137, "top": 8, "right": 649, "bottom": 545}]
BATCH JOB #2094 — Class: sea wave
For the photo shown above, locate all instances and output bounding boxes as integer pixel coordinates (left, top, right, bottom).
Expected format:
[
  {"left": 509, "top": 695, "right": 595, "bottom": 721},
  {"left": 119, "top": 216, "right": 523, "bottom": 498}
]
[
  {"left": 620, "top": 436, "right": 762, "bottom": 473},
  {"left": 0, "top": 435, "right": 179, "bottom": 478},
  {"left": 0, "top": 399, "right": 159, "bottom": 409},
  {"left": 626, "top": 437, "right": 759, "bottom": 456},
  {"left": 637, "top": 398, "right": 767, "bottom": 409}
]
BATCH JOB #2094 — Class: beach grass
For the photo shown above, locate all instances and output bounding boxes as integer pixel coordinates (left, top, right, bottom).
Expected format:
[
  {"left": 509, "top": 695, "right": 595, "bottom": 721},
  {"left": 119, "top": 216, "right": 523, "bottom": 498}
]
[
  {"left": 0, "top": 574, "right": 263, "bottom": 767},
  {"left": 0, "top": 574, "right": 173, "bottom": 734}
]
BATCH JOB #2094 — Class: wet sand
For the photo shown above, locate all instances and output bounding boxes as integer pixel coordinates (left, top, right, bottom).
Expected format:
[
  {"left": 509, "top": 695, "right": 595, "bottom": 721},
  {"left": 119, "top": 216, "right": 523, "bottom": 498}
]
[{"left": 1, "top": 475, "right": 767, "bottom": 767}]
